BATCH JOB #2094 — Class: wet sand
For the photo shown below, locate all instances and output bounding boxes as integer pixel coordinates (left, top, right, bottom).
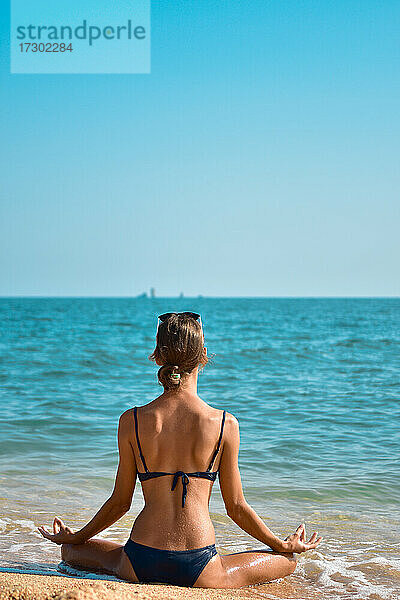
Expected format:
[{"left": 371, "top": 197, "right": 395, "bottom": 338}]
[{"left": 0, "top": 571, "right": 316, "bottom": 600}]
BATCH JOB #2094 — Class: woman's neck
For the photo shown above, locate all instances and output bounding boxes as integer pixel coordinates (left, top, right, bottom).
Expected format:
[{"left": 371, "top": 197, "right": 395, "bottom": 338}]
[{"left": 164, "top": 367, "right": 199, "bottom": 398}]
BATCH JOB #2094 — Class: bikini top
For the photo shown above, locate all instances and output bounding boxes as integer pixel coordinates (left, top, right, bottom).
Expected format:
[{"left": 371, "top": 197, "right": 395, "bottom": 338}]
[{"left": 133, "top": 406, "right": 226, "bottom": 508}]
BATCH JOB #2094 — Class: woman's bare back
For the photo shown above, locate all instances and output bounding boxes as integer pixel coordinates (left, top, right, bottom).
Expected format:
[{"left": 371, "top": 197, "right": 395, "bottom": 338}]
[{"left": 129, "top": 393, "right": 227, "bottom": 549}]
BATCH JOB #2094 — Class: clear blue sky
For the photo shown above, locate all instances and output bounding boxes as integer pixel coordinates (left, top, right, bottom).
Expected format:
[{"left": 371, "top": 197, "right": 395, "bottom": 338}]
[{"left": 1, "top": 1, "right": 399, "bottom": 297}]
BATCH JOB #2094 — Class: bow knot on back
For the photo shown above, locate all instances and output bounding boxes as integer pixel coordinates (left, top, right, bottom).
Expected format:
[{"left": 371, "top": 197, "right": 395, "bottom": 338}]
[{"left": 171, "top": 471, "right": 190, "bottom": 507}]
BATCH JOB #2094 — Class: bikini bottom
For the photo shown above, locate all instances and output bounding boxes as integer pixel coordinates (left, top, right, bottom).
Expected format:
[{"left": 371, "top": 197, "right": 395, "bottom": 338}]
[{"left": 123, "top": 538, "right": 217, "bottom": 587}]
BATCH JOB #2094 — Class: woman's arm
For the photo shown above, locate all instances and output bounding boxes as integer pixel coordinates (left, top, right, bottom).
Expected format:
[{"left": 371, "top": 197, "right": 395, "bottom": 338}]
[
  {"left": 219, "top": 414, "right": 322, "bottom": 553},
  {"left": 38, "top": 409, "right": 137, "bottom": 545}
]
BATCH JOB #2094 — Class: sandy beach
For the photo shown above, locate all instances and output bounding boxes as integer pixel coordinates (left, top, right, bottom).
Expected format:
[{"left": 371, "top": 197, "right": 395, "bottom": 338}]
[{"left": 0, "top": 571, "right": 317, "bottom": 600}]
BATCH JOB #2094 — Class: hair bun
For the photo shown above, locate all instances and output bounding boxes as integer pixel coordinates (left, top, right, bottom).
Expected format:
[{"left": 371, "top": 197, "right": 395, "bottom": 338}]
[
  {"left": 170, "top": 365, "right": 181, "bottom": 383},
  {"left": 157, "top": 364, "right": 181, "bottom": 387}
]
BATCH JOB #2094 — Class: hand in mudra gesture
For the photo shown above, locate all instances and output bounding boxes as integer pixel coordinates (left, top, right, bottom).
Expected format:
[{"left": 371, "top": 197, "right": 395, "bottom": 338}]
[
  {"left": 284, "top": 523, "right": 322, "bottom": 553},
  {"left": 38, "top": 517, "right": 76, "bottom": 545}
]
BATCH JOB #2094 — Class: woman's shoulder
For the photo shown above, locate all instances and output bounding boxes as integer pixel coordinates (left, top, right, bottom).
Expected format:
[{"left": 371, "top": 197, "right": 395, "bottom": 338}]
[
  {"left": 117, "top": 408, "right": 134, "bottom": 430},
  {"left": 118, "top": 400, "right": 155, "bottom": 421},
  {"left": 223, "top": 411, "right": 239, "bottom": 435},
  {"left": 225, "top": 410, "right": 238, "bottom": 425},
  {"left": 206, "top": 407, "right": 239, "bottom": 437}
]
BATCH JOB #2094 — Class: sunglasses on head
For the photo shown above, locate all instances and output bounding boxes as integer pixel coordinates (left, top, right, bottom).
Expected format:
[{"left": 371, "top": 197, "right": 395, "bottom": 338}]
[
  {"left": 156, "top": 312, "right": 202, "bottom": 333},
  {"left": 158, "top": 312, "right": 201, "bottom": 322}
]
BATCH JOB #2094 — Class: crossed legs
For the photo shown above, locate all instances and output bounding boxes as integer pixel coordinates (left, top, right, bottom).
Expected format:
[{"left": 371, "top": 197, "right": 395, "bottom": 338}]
[{"left": 61, "top": 539, "right": 296, "bottom": 588}]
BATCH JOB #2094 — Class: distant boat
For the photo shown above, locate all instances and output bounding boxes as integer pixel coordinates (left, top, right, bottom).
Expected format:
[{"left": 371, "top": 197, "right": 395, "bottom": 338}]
[
  {"left": 136, "top": 292, "right": 147, "bottom": 299},
  {"left": 179, "top": 292, "right": 184, "bottom": 298},
  {"left": 150, "top": 288, "right": 156, "bottom": 298}
]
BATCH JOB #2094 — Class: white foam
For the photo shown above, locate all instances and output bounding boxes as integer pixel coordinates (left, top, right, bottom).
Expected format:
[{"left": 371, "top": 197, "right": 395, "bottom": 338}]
[
  {"left": 298, "top": 550, "right": 397, "bottom": 600},
  {"left": 367, "top": 555, "right": 400, "bottom": 570},
  {"left": 0, "top": 517, "right": 37, "bottom": 533},
  {"left": 14, "top": 519, "right": 36, "bottom": 529}
]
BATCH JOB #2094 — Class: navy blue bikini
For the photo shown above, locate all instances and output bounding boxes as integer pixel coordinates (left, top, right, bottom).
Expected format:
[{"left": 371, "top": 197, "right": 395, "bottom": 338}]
[{"left": 123, "top": 407, "right": 226, "bottom": 587}]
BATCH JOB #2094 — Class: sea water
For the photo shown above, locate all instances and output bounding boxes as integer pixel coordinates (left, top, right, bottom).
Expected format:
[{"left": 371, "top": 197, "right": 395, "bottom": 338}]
[{"left": 0, "top": 297, "right": 399, "bottom": 599}]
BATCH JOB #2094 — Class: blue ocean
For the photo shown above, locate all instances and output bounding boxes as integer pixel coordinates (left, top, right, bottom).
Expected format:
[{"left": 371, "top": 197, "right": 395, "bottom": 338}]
[{"left": 1, "top": 298, "right": 399, "bottom": 599}]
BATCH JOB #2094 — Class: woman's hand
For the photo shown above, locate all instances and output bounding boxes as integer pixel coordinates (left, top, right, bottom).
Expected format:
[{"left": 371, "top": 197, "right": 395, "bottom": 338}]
[
  {"left": 283, "top": 523, "right": 322, "bottom": 553},
  {"left": 37, "top": 517, "right": 78, "bottom": 545}
]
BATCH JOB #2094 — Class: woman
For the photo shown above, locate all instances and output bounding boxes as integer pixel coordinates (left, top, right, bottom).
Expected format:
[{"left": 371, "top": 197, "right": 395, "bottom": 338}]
[{"left": 38, "top": 312, "right": 322, "bottom": 588}]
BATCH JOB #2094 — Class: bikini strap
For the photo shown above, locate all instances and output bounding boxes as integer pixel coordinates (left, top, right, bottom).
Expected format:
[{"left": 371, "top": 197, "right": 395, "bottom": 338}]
[
  {"left": 133, "top": 407, "right": 149, "bottom": 473},
  {"left": 207, "top": 410, "right": 226, "bottom": 472}
]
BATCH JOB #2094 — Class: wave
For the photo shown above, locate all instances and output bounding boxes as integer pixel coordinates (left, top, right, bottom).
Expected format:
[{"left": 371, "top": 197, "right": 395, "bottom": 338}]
[{"left": 297, "top": 548, "right": 400, "bottom": 600}]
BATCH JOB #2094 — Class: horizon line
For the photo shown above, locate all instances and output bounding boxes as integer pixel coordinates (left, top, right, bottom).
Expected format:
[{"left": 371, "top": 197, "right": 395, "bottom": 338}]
[{"left": 1, "top": 295, "right": 399, "bottom": 300}]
